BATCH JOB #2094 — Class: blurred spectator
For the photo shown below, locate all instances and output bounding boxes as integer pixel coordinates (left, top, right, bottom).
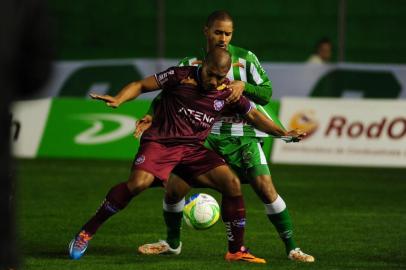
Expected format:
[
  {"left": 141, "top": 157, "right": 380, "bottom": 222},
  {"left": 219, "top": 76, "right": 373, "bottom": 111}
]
[
  {"left": 0, "top": 0, "right": 52, "bottom": 268},
  {"left": 307, "top": 37, "right": 332, "bottom": 64}
]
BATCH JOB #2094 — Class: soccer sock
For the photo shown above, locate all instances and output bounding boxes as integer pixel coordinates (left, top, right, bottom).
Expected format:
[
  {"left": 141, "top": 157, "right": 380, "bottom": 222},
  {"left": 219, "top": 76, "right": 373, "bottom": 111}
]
[
  {"left": 163, "top": 198, "right": 185, "bottom": 249},
  {"left": 265, "top": 195, "right": 297, "bottom": 254},
  {"left": 221, "top": 195, "right": 246, "bottom": 253},
  {"left": 82, "top": 182, "right": 134, "bottom": 235}
]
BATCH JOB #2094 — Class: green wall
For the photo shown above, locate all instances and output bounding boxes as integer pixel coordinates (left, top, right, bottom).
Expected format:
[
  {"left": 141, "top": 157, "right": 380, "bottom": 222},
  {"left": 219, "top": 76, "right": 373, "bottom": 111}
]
[{"left": 49, "top": 0, "right": 406, "bottom": 63}]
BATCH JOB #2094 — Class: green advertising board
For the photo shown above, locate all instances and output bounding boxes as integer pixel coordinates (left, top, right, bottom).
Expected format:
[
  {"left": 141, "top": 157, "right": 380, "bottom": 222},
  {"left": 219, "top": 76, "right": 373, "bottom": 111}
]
[
  {"left": 38, "top": 98, "right": 151, "bottom": 159},
  {"left": 37, "top": 98, "right": 280, "bottom": 161}
]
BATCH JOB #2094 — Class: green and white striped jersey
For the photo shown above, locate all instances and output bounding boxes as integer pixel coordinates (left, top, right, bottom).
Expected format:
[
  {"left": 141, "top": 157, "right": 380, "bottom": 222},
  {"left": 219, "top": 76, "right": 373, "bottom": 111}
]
[{"left": 178, "top": 44, "right": 274, "bottom": 137}]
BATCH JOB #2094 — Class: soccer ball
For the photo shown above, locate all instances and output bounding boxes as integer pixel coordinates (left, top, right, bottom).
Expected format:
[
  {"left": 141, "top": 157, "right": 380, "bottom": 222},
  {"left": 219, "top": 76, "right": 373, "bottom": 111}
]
[{"left": 183, "top": 193, "right": 220, "bottom": 230}]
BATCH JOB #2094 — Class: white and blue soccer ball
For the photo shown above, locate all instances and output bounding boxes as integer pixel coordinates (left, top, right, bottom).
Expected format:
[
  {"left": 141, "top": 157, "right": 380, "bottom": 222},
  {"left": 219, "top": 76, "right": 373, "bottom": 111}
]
[{"left": 183, "top": 193, "right": 220, "bottom": 230}]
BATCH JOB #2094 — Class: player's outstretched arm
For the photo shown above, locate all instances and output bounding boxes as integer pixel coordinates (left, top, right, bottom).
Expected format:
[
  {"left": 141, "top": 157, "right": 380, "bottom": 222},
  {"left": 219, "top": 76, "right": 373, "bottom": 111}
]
[
  {"left": 90, "top": 75, "right": 159, "bottom": 108},
  {"left": 245, "top": 108, "right": 305, "bottom": 142}
]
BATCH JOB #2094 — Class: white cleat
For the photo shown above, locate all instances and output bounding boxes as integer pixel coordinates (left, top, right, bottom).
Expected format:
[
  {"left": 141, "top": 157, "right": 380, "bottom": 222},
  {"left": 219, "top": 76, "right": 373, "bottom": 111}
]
[
  {"left": 288, "top": 248, "right": 315, "bottom": 262},
  {"left": 138, "top": 240, "right": 182, "bottom": 255}
]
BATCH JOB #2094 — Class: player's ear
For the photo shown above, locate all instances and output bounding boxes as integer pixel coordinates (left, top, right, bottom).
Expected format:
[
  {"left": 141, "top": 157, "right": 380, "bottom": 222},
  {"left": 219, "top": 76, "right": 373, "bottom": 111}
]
[{"left": 203, "top": 26, "right": 209, "bottom": 37}]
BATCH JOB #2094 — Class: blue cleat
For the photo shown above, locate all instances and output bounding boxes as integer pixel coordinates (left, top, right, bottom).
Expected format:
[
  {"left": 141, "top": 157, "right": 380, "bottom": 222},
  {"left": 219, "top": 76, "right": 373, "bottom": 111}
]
[{"left": 68, "top": 230, "right": 92, "bottom": 260}]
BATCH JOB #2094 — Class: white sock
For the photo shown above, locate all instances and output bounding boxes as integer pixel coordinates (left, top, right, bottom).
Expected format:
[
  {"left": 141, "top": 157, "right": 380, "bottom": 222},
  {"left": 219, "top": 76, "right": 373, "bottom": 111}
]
[
  {"left": 264, "top": 195, "right": 286, "bottom": 215},
  {"left": 163, "top": 197, "right": 185, "bottom": 213}
]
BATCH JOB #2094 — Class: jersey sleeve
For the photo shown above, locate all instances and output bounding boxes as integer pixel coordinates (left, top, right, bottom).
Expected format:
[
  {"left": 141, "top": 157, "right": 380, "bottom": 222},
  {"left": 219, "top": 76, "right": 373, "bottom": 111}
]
[
  {"left": 154, "top": 67, "right": 180, "bottom": 90},
  {"left": 229, "top": 96, "right": 252, "bottom": 115},
  {"left": 244, "top": 51, "right": 273, "bottom": 105},
  {"left": 148, "top": 58, "right": 191, "bottom": 116},
  {"left": 149, "top": 66, "right": 190, "bottom": 115}
]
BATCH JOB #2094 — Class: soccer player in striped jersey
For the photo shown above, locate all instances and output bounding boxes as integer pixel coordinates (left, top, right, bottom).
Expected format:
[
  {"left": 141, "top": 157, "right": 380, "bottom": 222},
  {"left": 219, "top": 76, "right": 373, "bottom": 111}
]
[{"left": 137, "top": 10, "right": 314, "bottom": 263}]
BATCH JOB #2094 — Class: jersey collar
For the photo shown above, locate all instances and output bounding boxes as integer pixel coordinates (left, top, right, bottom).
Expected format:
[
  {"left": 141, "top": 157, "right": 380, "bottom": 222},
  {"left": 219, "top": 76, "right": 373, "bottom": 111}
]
[{"left": 195, "top": 66, "right": 203, "bottom": 86}]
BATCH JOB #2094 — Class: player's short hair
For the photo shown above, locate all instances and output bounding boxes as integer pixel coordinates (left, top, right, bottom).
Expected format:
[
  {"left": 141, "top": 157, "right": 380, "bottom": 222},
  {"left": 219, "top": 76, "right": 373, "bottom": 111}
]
[
  {"left": 205, "top": 47, "right": 231, "bottom": 70},
  {"left": 206, "top": 10, "right": 233, "bottom": 28},
  {"left": 314, "top": 37, "right": 332, "bottom": 52}
]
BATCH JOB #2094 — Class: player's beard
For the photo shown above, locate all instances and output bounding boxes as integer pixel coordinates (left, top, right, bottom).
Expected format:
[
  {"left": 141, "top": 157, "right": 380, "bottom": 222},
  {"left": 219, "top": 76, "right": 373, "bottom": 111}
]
[{"left": 216, "top": 43, "right": 227, "bottom": 49}]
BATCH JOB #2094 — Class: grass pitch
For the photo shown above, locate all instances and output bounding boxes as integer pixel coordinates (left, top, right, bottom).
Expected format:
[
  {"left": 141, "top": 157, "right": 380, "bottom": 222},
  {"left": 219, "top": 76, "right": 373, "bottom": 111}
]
[{"left": 17, "top": 158, "right": 406, "bottom": 270}]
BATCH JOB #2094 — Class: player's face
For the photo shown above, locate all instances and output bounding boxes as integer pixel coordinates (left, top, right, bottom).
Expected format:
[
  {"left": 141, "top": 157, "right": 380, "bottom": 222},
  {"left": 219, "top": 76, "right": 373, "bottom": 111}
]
[
  {"left": 204, "top": 20, "right": 233, "bottom": 51},
  {"left": 318, "top": 42, "right": 332, "bottom": 62},
  {"left": 201, "top": 64, "right": 228, "bottom": 91}
]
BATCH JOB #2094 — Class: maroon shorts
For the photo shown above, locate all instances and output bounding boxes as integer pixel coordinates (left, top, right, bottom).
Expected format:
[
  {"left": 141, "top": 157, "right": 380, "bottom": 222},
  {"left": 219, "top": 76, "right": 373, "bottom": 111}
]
[{"left": 132, "top": 141, "right": 226, "bottom": 182}]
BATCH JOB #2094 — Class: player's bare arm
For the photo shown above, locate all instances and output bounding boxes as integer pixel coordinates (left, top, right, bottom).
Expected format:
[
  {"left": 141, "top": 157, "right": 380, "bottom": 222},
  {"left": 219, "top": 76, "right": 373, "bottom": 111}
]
[
  {"left": 244, "top": 108, "right": 305, "bottom": 141},
  {"left": 89, "top": 75, "right": 159, "bottom": 108}
]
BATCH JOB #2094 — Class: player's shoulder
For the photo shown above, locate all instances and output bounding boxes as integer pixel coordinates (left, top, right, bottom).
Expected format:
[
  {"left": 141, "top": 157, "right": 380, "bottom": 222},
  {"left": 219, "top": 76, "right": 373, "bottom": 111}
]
[
  {"left": 228, "top": 44, "right": 249, "bottom": 58},
  {"left": 157, "top": 66, "right": 198, "bottom": 86},
  {"left": 228, "top": 44, "right": 258, "bottom": 62},
  {"left": 220, "top": 90, "right": 251, "bottom": 112},
  {"left": 171, "top": 65, "right": 198, "bottom": 78},
  {"left": 172, "top": 65, "right": 197, "bottom": 71},
  {"left": 215, "top": 88, "right": 232, "bottom": 102}
]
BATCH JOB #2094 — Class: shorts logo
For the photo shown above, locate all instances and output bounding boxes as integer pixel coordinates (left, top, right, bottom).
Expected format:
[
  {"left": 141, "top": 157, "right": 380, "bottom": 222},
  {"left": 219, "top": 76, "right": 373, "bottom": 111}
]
[
  {"left": 135, "top": 155, "right": 145, "bottom": 165},
  {"left": 214, "top": 99, "right": 225, "bottom": 111},
  {"left": 242, "top": 150, "right": 253, "bottom": 165}
]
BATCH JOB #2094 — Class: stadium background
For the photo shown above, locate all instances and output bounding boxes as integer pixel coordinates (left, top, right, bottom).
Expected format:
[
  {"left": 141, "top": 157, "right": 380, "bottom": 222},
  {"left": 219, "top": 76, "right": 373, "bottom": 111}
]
[
  {"left": 50, "top": 0, "right": 406, "bottom": 63},
  {"left": 12, "top": 1, "right": 406, "bottom": 269}
]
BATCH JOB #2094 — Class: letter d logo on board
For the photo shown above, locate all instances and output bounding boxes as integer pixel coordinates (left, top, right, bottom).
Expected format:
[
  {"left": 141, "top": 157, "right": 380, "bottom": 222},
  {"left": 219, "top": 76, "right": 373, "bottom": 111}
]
[
  {"left": 37, "top": 98, "right": 152, "bottom": 159},
  {"left": 74, "top": 114, "right": 135, "bottom": 144}
]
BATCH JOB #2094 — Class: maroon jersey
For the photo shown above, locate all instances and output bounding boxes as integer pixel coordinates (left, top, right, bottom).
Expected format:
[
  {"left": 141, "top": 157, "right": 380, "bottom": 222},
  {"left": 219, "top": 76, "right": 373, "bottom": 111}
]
[{"left": 141, "top": 66, "right": 252, "bottom": 144}]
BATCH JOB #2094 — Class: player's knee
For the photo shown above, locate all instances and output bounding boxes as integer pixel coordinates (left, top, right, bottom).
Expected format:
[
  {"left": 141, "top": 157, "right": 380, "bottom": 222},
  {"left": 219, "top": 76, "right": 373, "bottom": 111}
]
[
  {"left": 126, "top": 170, "right": 153, "bottom": 194},
  {"left": 164, "top": 190, "right": 184, "bottom": 205},
  {"left": 166, "top": 175, "right": 191, "bottom": 202},
  {"left": 252, "top": 175, "right": 278, "bottom": 203},
  {"left": 223, "top": 175, "right": 242, "bottom": 196},
  {"left": 127, "top": 179, "right": 148, "bottom": 194}
]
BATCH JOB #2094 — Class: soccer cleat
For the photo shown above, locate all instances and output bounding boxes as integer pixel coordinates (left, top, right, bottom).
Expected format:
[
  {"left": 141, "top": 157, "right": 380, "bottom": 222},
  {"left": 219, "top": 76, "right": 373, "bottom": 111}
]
[
  {"left": 225, "top": 246, "right": 266, "bottom": 264},
  {"left": 288, "top": 248, "right": 315, "bottom": 262},
  {"left": 138, "top": 240, "right": 182, "bottom": 255},
  {"left": 68, "top": 230, "right": 92, "bottom": 260}
]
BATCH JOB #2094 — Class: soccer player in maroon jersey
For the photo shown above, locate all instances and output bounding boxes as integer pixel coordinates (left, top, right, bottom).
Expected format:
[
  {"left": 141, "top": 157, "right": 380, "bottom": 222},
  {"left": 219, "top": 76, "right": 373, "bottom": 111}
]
[
  {"left": 68, "top": 48, "right": 304, "bottom": 263},
  {"left": 138, "top": 11, "right": 314, "bottom": 263}
]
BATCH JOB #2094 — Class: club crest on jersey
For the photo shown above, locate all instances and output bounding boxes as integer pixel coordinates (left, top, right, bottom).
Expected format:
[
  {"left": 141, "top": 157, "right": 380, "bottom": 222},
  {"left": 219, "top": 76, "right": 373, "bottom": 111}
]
[
  {"left": 214, "top": 99, "right": 225, "bottom": 111},
  {"left": 134, "top": 155, "right": 145, "bottom": 165}
]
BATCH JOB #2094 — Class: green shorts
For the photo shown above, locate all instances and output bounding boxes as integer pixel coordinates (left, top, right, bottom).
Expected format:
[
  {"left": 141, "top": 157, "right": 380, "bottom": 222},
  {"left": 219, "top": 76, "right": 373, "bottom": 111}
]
[{"left": 204, "top": 134, "right": 270, "bottom": 182}]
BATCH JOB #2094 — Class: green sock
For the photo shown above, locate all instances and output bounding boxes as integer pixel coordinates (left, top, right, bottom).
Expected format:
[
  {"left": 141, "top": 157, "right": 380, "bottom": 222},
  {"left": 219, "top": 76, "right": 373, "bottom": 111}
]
[
  {"left": 267, "top": 208, "right": 297, "bottom": 254},
  {"left": 163, "top": 210, "right": 183, "bottom": 249}
]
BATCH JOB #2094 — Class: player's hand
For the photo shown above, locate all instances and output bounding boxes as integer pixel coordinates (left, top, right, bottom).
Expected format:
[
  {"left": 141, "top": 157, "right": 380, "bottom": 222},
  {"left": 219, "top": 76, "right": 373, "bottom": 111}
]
[
  {"left": 226, "top": 80, "right": 245, "bottom": 103},
  {"left": 284, "top": 129, "right": 307, "bottom": 143},
  {"left": 134, "top": 114, "right": 153, "bottom": 139},
  {"left": 89, "top": 93, "right": 121, "bottom": 108}
]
